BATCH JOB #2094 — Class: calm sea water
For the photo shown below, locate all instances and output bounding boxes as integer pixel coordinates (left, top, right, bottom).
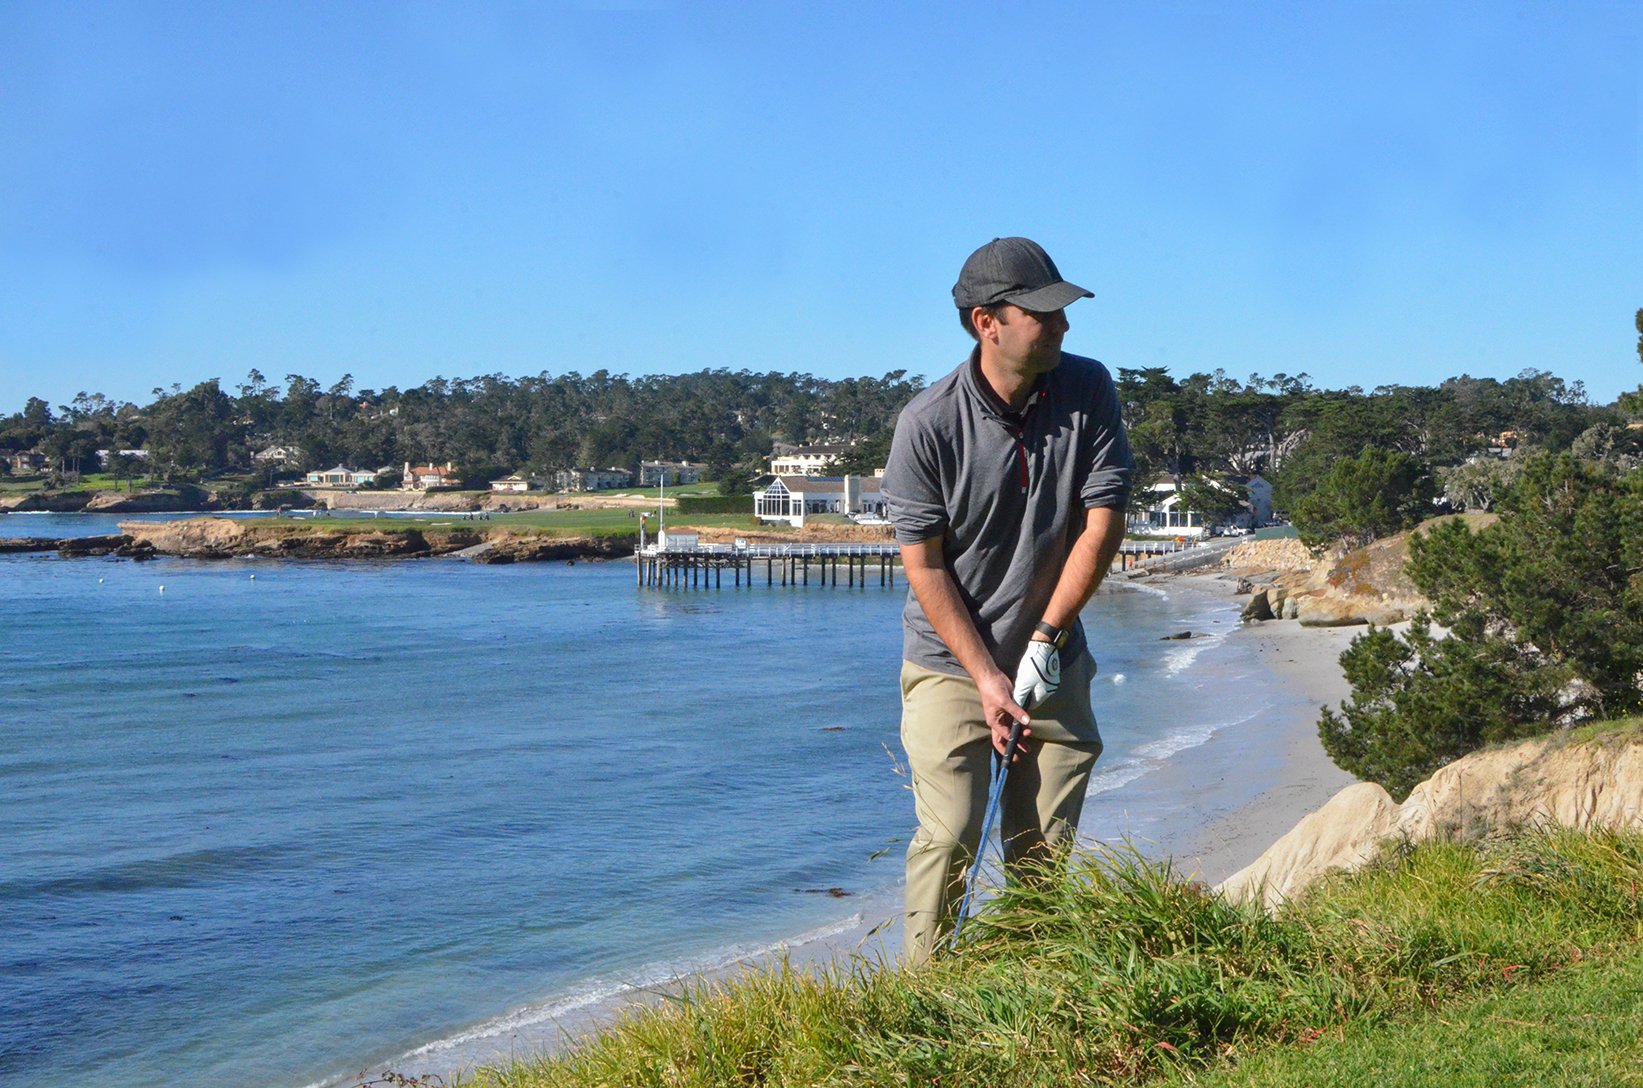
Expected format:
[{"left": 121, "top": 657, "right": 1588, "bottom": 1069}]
[{"left": 2, "top": 514, "right": 1294, "bottom": 1088}]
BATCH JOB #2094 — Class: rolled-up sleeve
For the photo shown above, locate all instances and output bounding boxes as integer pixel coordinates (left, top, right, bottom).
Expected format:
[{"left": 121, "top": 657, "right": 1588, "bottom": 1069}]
[
  {"left": 883, "top": 415, "right": 949, "bottom": 544},
  {"left": 1080, "top": 367, "right": 1135, "bottom": 511}
]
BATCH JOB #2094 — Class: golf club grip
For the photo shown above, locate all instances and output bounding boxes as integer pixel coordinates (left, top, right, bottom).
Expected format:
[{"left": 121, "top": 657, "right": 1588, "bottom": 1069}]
[{"left": 1001, "top": 717, "right": 1024, "bottom": 765}]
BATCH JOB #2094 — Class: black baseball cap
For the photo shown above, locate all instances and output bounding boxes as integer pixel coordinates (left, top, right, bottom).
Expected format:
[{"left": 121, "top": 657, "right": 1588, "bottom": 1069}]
[{"left": 952, "top": 237, "right": 1093, "bottom": 312}]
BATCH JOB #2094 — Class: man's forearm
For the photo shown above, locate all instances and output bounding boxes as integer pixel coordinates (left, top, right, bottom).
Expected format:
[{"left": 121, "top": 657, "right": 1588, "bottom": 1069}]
[
  {"left": 1038, "top": 505, "right": 1125, "bottom": 634},
  {"left": 901, "top": 559, "right": 1007, "bottom": 686}
]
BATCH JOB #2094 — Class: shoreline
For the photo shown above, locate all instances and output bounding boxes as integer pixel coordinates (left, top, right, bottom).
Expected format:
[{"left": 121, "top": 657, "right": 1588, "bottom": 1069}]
[
  {"left": 1156, "top": 573, "right": 1361, "bottom": 886},
  {"left": 345, "top": 572, "right": 1365, "bottom": 1086}
]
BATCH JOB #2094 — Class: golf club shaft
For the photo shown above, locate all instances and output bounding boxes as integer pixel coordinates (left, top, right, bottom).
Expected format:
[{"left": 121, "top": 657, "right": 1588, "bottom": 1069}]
[{"left": 949, "top": 716, "right": 1026, "bottom": 947}]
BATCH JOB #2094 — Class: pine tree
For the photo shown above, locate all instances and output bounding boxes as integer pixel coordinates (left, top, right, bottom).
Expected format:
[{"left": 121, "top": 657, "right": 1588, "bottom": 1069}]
[{"left": 1319, "top": 453, "right": 1643, "bottom": 799}]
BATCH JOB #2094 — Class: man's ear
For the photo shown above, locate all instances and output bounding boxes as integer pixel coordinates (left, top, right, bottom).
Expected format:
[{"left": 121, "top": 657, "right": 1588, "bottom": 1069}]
[{"left": 971, "top": 306, "right": 1004, "bottom": 344}]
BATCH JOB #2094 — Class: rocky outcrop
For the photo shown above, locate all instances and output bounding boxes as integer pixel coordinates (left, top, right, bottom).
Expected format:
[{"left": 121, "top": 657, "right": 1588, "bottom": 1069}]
[
  {"left": 119, "top": 518, "right": 253, "bottom": 557},
  {"left": 0, "top": 536, "right": 61, "bottom": 553},
  {"left": 56, "top": 534, "right": 130, "bottom": 557},
  {"left": 83, "top": 490, "right": 217, "bottom": 513},
  {"left": 1222, "top": 536, "right": 1312, "bottom": 574},
  {"left": 470, "top": 534, "right": 633, "bottom": 563},
  {"left": 0, "top": 488, "right": 222, "bottom": 513},
  {"left": 1219, "top": 728, "right": 1643, "bottom": 909},
  {"left": 1224, "top": 518, "right": 1496, "bottom": 628},
  {"left": 118, "top": 517, "right": 449, "bottom": 559},
  {"left": 116, "top": 516, "right": 626, "bottom": 562},
  {"left": 0, "top": 492, "right": 93, "bottom": 512}
]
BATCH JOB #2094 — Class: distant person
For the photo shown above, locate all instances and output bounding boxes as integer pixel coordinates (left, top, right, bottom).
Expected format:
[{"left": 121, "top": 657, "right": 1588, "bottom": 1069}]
[{"left": 882, "top": 237, "right": 1134, "bottom": 964}]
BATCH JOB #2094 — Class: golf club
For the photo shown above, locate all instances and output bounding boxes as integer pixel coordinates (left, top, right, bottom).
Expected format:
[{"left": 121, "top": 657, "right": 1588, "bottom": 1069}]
[{"left": 948, "top": 713, "right": 1026, "bottom": 949}]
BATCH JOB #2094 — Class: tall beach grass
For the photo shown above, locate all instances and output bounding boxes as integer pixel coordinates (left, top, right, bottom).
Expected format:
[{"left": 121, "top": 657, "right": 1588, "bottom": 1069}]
[{"left": 448, "top": 828, "right": 1643, "bottom": 1087}]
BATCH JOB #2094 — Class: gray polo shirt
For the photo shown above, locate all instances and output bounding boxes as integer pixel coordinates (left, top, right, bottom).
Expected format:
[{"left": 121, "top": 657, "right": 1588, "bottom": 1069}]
[{"left": 882, "top": 350, "right": 1133, "bottom": 676}]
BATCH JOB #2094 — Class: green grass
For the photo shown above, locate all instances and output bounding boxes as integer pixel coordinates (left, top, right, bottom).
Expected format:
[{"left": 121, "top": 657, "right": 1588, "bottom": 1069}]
[
  {"left": 1168, "top": 945, "right": 1643, "bottom": 1086},
  {"left": 447, "top": 829, "right": 1643, "bottom": 1088}
]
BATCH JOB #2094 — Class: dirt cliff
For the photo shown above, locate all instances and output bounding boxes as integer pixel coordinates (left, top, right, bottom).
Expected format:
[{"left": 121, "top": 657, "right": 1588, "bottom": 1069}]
[
  {"left": 1224, "top": 515, "right": 1497, "bottom": 627},
  {"left": 1219, "top": 725, "right": 1643, "bottom": 908}
]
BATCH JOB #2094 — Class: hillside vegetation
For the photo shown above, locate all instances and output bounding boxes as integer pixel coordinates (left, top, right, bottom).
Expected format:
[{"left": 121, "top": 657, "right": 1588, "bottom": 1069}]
[{"left": 439, "top": 819, "right": 1643, "bottom": 1088}]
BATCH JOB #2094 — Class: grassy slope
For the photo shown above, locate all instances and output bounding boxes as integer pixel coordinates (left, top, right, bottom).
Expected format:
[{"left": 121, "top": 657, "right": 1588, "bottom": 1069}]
[
  {"left": 455, "top": 829, "right": 1643, "bottom": 1088},
  {"left": 1170, "top": 946, "right": 1643, "bottom": 1087}
]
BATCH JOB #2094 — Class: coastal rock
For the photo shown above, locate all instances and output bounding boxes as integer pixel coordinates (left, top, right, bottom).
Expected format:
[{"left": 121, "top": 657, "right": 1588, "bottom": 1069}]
[
  {"left": 121, "top": 517, "right": 252, "bottom": 557},
  {"left": 0, "top": 537, "right": 60, "bottom": 553},
  {"left": 116, "top": 517, "right": 632, "bottom": 563},
  {"left": 118, "top": 517, "right": 447, "bottom": 559},
  {"left": 1222, "top": 537, "right": 1312, "bottom": 574},
  {"left": 1219, "top": 729, "right": 1643, "bottom": 909},
  {"left": 472, "top": 534, "right": 632, "bottom": 563},
  {"left": 1240, "top": 589, "right": 1275, "bottom": 622},
  {"left": 1293, "top": 594, "right": 1410, "bottom": 627},
  {"left": 84, "top": 490, "right": 217, "bottom": 513},
  {"left": 57, "top": 534, "right": 129, "bottom": 557},
  {"left": 1, "top": 491, "right": 93, "bottom": 512}
]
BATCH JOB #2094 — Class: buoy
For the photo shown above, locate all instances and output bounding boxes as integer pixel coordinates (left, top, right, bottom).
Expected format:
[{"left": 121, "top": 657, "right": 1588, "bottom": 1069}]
[
  {"left": 249, "top": 573, "right": 256, "bottom": 580},
  {"left": 1112, "top": 673, "right": 1126, "bottom": 684},
  {"left": 159, "top": 585, "right": 165, "bottom": 593},
  {"left": 98, "top": 578, "right": 104, "bottom": 584}
]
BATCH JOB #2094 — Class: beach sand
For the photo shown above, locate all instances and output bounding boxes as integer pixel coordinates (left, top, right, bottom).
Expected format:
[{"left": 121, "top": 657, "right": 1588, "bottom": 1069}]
[
  {"left": 364, "top": 573, "right": 1367, "bottom": 1084},
  {"left": 1159, "top": 574, "right": 1362, "bottom": 885}
]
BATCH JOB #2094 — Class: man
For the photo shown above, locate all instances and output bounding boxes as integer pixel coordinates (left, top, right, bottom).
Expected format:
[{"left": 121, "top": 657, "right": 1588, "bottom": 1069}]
[{"left": 882, "top": 236, "right": 1134, "bottom": 964}]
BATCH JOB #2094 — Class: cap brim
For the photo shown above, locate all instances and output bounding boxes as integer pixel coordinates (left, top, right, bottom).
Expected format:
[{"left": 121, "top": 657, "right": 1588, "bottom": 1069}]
[{"left": 1006, "top": 280, "right": 1094, "bottom": 312}]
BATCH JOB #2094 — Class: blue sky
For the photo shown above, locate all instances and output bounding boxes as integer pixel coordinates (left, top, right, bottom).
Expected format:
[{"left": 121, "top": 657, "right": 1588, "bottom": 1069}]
[{"left": 2, "top": 1, "right": 1639, "bottom": 412}]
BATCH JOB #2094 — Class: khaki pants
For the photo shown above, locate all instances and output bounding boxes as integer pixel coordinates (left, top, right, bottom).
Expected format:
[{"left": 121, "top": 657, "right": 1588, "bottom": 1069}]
[{"left": 900, "top": 651, "right": 1102, "bottom": 965}]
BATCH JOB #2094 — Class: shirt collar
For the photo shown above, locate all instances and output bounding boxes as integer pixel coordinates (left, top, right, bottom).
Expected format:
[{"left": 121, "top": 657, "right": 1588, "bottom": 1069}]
[{"left": 964, "top": 349, "right": 1048, "bottom": 424}]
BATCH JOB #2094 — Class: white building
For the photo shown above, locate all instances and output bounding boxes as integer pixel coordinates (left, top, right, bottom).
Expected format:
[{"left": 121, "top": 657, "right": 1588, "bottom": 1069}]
[
  {"left": 768, "top": 443, "right": 848, "bottom": 477},
  {"left": 1130, "top": 475, "right": 1273, "bottom": 537},
  {"left": 656, "top": 529, "right": 699, "bottom": 551},
  {"left": 489, "top": 474, "right": 542, "bottom": 493},
  {"left": 404, "top": 461, "right": 459, "bottom": 490},
  {"left": 252, "top": 444, "right": 304, "bottom": 465},
  {"left": 555, "top": 466, "right": 633, "bottom": 492},
  {"left": 638, "top": 460, "right": 706, "bottom": 487},
  {"left": 754, "top": 474, "right": 885, "bottom": 527},
  {"left": 305, "top": 465, "right": 378, "bottom": 488}
]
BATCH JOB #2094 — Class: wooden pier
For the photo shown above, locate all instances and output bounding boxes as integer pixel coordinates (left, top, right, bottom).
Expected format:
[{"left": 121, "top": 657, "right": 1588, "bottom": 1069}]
[
  {"left": 634, "top": 537, "right": 1209, "bottom": 589},
  {"left": 636, "top": 542, "right": 900, "bottom": 589}
]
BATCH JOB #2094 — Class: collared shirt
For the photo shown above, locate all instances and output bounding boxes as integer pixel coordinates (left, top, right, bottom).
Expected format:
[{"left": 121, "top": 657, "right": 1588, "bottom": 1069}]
[{"left": 882, "top": 349, "right": 1134, "bottom": 675}]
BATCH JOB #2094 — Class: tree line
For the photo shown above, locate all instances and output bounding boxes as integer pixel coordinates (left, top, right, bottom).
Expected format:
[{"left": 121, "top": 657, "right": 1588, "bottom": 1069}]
[{"left": 3, "top": 318, "right": 1639, "bottom": 520}]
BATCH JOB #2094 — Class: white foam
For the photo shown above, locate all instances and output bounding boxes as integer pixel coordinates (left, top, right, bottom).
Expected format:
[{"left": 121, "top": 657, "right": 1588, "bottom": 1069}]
[
  {"left": 1084, "top": 759, "right": 1153, "bottom": 796},
  {"left": 1085, "top": 705, "right": 1267, "bottom": 803}
]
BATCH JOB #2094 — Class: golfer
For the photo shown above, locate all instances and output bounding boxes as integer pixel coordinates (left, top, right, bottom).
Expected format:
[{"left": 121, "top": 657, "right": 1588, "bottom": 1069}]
[{"left": 882, "top": 236, "right": 1133, "bottom": 964}]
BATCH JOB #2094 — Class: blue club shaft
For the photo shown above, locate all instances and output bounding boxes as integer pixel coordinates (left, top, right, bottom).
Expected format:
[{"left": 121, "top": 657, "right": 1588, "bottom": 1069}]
[{"left": 949, "top": 718, "right": 1024, "bottom": 949}]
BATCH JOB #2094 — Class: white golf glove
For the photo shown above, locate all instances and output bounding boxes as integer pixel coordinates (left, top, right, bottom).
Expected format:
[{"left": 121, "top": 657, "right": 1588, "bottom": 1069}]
[{"left": 1013, "top": 639, "right": 1060, "bottom": 711}]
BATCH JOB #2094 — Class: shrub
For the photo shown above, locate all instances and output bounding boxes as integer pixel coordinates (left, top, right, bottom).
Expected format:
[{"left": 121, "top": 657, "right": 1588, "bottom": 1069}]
[
  {"left": 1320, "top": 453, "right": 1643, "bottom": 797},
  {"left": 1289, "top": 447, "right": 1435, "bottom": 550},
  {"left": 677, "top": 494, "right": 754, "bottom": 514}
]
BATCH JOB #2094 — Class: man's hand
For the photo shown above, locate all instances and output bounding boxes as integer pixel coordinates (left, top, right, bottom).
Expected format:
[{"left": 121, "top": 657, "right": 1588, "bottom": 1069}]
[
  {"left": 1013, "top": 639, "right": 1060, "bottom": 710},
  {"left": 976, "top": 670, "right": 1032, "bottom": 761}
]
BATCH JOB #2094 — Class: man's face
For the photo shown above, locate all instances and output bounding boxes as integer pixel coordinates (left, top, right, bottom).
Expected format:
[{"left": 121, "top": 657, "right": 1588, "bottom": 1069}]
[{"left": 991, "top": 303, "right": 1069, "bottom": 372}]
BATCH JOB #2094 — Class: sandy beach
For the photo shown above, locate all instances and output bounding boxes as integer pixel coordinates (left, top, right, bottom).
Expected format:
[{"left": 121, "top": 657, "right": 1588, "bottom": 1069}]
[{"left": 1161, "top": 573, "right": 1363, "bottom": 885}]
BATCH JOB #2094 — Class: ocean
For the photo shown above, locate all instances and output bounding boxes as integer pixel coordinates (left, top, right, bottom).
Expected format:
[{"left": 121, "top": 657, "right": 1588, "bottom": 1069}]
[{"left": 1, "top": 513, "right": 1306, "bottom": 1087}]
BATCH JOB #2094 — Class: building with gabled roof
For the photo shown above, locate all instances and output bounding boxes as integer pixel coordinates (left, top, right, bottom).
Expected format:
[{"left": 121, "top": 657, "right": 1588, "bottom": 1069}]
[{"left": 754, "top": 474, "right": 884, "bottom": 527}]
